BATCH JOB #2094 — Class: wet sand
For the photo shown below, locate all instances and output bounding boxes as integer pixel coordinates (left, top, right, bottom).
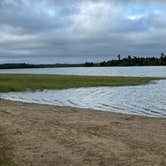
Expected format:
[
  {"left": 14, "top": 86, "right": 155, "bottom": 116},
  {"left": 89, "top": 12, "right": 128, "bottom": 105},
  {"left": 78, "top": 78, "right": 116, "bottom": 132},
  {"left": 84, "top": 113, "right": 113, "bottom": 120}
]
[{"left": 0, "top": 99, "right": 166, "bottom": 166}]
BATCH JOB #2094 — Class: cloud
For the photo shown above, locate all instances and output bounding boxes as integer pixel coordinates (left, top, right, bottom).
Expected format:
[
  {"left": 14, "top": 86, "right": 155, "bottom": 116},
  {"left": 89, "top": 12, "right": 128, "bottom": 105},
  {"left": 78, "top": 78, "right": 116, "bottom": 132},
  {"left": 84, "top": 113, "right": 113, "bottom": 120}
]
[{"left": 0, "top": 0, "right": 166, "bottom": 63}]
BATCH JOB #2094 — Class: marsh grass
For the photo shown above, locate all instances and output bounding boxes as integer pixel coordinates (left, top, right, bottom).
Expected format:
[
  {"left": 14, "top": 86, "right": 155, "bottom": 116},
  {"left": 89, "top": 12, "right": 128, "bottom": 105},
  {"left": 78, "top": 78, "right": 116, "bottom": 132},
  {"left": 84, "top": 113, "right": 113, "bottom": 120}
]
[{"left": 0, "top": 74, "right": 164, "bottom": 92}]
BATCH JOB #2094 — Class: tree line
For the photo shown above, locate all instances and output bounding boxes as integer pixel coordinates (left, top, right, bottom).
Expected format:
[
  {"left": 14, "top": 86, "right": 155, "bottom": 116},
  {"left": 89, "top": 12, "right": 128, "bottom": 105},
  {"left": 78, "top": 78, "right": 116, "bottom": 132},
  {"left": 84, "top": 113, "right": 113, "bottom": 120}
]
[
  {"left": 0, "top": 53, "right": 166, "bottom": 69},
  {"left": 100, "top": 53, "right": 166, "bottom": 66}
]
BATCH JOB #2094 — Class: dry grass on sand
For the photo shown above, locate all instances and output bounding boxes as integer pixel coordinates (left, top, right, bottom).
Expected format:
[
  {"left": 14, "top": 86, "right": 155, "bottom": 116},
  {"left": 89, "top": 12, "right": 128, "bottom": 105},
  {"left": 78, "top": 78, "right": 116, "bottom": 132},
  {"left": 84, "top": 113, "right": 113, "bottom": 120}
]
[{"left": 0, "top": 99, "right": 166, "bottom": 166}]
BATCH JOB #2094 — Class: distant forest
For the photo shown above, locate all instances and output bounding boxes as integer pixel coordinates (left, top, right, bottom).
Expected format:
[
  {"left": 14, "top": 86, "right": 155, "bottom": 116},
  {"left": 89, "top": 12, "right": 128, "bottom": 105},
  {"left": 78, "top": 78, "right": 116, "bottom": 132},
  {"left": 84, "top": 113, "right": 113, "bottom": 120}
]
[
  {"left": 0, "top": 53, "right": 166, "bottom": 69},
  {"left": 100, "top": 53, "right": 166, "bottom": 66}
]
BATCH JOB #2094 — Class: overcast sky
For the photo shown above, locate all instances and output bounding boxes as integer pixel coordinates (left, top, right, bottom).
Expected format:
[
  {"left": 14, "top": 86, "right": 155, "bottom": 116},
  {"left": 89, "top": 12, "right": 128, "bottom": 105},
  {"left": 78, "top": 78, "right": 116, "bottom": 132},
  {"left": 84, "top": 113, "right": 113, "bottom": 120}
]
[{"left": 0, "top": 0, "right": 166, "bottom": 63}]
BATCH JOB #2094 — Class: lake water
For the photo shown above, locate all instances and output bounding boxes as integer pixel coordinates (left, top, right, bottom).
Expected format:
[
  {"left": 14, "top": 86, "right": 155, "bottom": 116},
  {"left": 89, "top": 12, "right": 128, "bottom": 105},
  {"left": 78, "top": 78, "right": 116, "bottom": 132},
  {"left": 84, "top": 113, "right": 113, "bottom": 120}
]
[
  {"left": 0, "top": 66, "right": 166, "bottom": 77},
  {"left": 0, "top": 66, "right": 166, "bottom": 117},
  {"left": 0, "top": 80, "right": 166, "bottom": 117}
]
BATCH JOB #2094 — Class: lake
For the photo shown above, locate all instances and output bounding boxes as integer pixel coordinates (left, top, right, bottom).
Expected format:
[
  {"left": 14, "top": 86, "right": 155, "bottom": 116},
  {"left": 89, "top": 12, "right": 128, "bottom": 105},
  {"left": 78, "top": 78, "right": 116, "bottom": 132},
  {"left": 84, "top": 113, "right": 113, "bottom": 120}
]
[
  {"left": 0, "top": 66, "right": 166, "bottom": 117},
  {"left": 0, "top": 66, "right": 166, "bottom": 77}
]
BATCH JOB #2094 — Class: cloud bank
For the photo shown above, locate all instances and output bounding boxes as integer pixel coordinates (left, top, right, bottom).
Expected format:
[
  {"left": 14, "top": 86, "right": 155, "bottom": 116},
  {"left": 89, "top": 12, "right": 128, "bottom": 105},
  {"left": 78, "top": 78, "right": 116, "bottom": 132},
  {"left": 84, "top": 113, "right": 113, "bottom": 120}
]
[{"left": 0, "top": 0, "right": 166, "bottom": 63}]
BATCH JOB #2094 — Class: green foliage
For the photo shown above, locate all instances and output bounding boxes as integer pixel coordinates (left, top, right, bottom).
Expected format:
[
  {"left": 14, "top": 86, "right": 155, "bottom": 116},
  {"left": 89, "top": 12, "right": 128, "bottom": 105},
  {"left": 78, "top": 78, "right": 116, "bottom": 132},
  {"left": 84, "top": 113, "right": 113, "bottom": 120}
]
[
  {"left": 0, "top": 74, "right": 163, "bottom": 92},
  {"left": 100, "top": 54, "right": 166, "bottom": 66}
]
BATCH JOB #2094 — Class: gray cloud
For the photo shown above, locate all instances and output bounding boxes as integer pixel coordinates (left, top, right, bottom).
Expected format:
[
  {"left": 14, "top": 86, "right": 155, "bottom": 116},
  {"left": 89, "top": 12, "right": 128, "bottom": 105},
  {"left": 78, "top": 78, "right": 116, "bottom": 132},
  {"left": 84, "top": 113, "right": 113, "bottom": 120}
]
[{"left": 0, "top": 0, "right": 166, "bottom": 63}]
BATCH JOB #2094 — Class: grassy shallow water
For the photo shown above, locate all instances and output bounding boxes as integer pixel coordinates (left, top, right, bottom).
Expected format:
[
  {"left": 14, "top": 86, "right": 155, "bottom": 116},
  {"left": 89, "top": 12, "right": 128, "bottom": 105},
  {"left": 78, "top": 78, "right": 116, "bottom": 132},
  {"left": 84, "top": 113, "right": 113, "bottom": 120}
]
[{"left": 0, "top": 74, "right": 164, "bottom": 92}]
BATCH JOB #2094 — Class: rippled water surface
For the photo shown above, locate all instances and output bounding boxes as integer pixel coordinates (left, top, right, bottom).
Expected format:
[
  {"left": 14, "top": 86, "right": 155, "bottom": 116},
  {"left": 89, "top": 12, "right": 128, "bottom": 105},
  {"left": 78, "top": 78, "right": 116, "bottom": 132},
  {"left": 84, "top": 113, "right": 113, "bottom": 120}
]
[
  {"left": 0, "top": 66, "right": 166, "bottom": 77},
  {"left": 1, "top": 80, "right": 166, "bottom": 117}
]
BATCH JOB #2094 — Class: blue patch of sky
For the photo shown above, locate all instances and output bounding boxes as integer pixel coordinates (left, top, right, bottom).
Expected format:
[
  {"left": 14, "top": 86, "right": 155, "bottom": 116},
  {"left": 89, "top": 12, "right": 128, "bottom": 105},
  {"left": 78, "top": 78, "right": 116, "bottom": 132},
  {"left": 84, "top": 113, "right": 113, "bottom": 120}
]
[{"left": 124, "top": 3, "right": 164, "bottom": 19}]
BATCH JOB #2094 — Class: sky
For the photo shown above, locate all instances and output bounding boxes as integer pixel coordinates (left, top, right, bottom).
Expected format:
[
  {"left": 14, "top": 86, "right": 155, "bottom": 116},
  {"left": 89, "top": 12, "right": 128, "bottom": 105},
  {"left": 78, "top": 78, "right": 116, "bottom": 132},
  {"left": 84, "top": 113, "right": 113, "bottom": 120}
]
[{"left": 0, "top": 0, "right": 166, "bottom": 64}]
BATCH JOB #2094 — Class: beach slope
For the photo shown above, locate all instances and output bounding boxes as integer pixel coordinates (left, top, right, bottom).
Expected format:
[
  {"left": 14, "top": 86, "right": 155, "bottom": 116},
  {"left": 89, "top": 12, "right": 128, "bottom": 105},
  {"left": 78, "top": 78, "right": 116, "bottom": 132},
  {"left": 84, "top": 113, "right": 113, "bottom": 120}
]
[{"left": 0, "top": 99, "right": 166, "bottom": 166}]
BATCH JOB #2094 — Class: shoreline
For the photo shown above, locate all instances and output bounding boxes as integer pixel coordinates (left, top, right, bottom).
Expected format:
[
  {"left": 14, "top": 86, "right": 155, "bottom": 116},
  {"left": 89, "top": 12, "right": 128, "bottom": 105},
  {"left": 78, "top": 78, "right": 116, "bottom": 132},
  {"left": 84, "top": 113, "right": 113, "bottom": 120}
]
[
  {"left": 0, "top": 99, "right": 166, "bottom": 166},
  {"left": 0, "top": 98, "right": 165, "bottom": 119}
]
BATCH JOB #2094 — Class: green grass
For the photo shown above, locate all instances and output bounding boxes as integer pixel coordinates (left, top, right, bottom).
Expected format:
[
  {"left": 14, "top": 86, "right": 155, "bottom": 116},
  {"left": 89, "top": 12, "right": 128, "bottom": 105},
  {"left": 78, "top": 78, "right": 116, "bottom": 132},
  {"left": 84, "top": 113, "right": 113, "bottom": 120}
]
[
  {"left": 0, "top": 128, "right": 15, "bottom": 166},
  {"left": 0, "top": 74, "right": 164, "bottom": 92}
]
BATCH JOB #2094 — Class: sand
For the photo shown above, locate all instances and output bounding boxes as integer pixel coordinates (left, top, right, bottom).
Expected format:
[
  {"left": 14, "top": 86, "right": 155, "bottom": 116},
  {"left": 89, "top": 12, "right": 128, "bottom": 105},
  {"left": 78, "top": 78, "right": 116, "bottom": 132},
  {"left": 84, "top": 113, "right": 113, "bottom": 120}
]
[{"left": 0, "top": 99, "right": 166, "bottom": 166}]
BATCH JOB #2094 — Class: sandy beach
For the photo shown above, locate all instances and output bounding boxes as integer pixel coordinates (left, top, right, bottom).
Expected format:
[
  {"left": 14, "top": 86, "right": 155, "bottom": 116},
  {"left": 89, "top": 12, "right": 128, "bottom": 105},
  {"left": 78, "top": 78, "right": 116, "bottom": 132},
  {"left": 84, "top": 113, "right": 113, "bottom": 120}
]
[{"left": 0, "top": 99, "right": 166, "bottom": 166}]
